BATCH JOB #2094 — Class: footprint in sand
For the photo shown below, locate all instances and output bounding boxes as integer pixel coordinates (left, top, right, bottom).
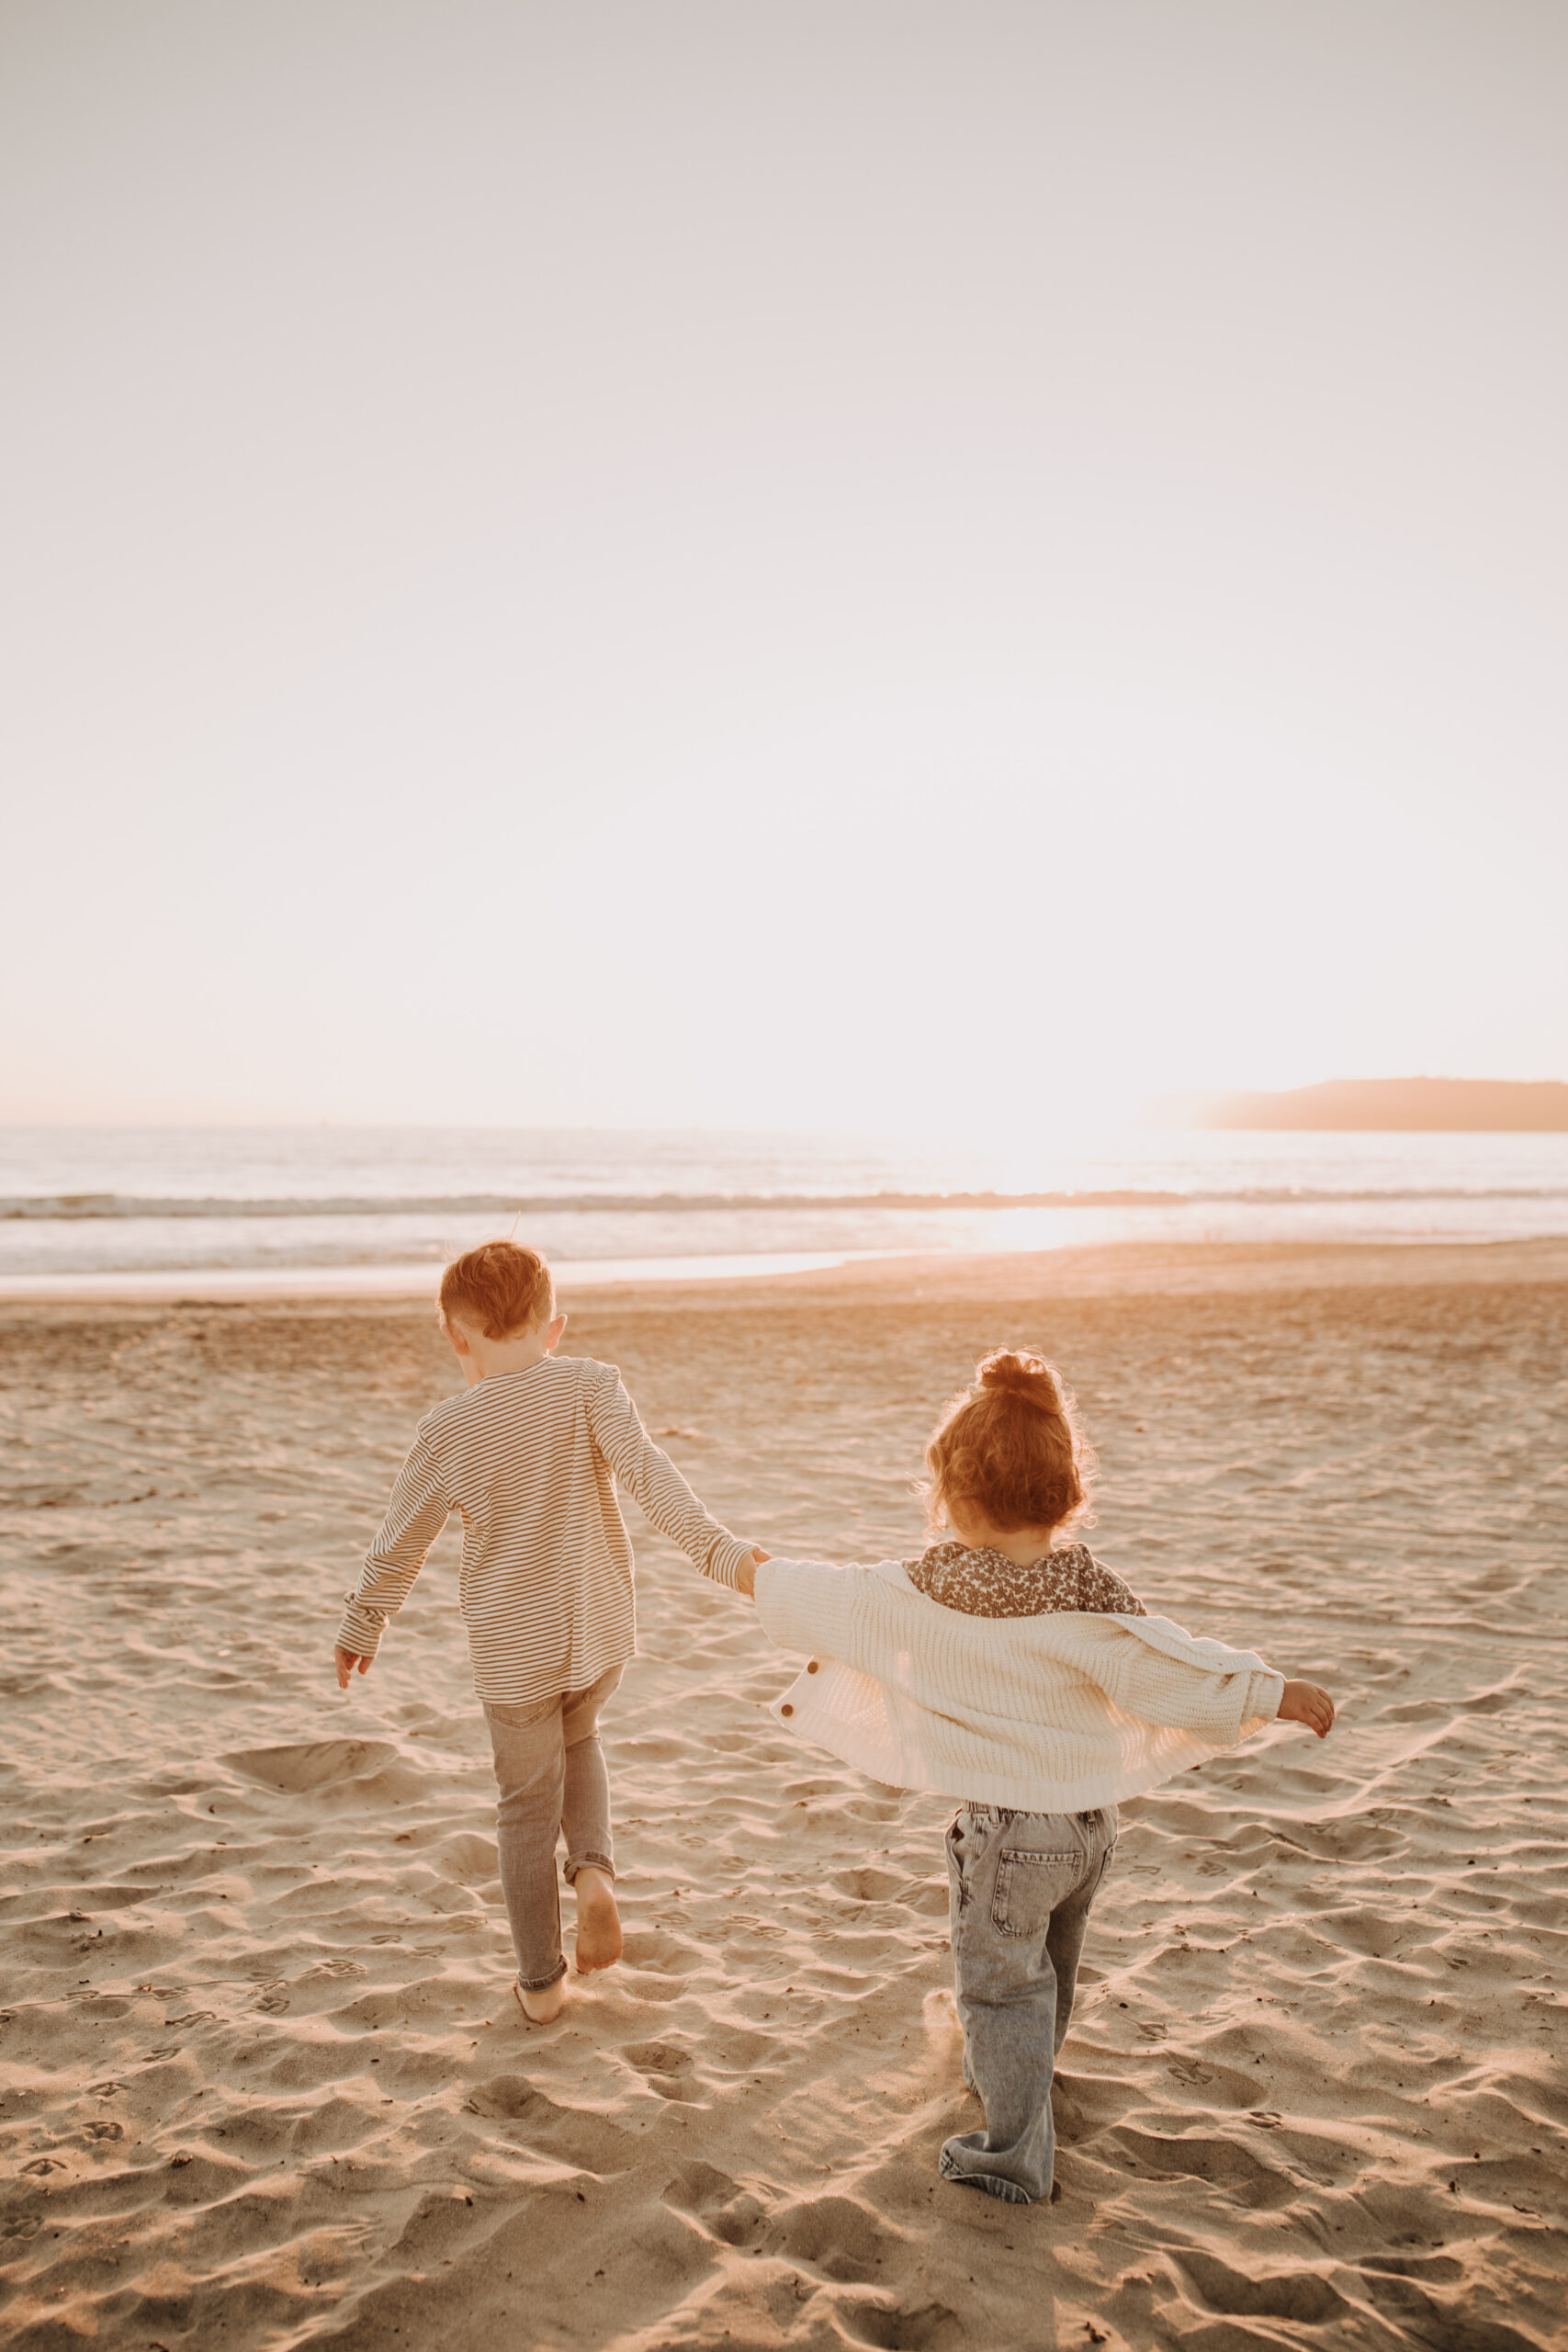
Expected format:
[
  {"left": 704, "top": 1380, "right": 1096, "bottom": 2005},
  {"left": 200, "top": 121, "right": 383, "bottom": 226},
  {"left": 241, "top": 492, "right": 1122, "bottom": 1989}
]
[
  {"left": 661, "top": 2158, "right": 769, "bottom": 2247},
  {"left": 764, "top": 2192, "right": 903, "bottom": 2286},
  {"left": 222, "top": 1739, "right": 398, "bottom": 1792},
  {"left": 619, "top": 1929, "right": 704, "bottom": 1975},
  {"left": 830, "top": 1867, "right": 908, "bottom": 1904},
  {"left": 434, "top": 1830, "right": 500, "bottom": 1884},
  {"left": 1113, "top": 2127, "right": 1290, "bottom": 2207},
  {"left": 840, "top": 2303, "right": 964, "bottom": 2352},
  {"left": 706, "top": 2024, "right": 778, "bottom": 2074},
  {"left": 463, "top": 2074, "right": 633, "bottom": 2170},
  {"left": 1174, "top": 2248, "right": 1351, "bottom": 2326},
  {"left": 619, "top": 2038, "right": 700, "bottom": 2101}
]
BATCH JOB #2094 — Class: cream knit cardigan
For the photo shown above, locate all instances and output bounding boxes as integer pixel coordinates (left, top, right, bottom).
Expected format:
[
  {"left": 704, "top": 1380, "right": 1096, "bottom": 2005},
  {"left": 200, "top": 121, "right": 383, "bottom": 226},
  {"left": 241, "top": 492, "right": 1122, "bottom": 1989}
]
[{"left": 754, "top": 1555, "right": 1285, "bottom": 1812}]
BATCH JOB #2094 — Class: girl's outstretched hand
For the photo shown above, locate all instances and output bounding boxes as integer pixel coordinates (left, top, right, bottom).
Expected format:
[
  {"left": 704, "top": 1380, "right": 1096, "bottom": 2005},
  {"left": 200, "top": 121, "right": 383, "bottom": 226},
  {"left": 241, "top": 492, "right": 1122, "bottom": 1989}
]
[
  {"left": 736, "top": 1548, "right": 770, "bottom": 1600},
  {"left": 1277, "top": 1678, "right": 1335, "bottom": 1737}
]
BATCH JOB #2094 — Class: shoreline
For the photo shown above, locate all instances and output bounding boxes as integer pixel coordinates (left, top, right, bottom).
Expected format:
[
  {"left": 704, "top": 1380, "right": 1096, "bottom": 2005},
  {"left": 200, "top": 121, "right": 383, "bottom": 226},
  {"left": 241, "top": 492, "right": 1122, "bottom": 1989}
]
[{"left": 2, "top": 1231, "right": 1566, "bottom": 1317}]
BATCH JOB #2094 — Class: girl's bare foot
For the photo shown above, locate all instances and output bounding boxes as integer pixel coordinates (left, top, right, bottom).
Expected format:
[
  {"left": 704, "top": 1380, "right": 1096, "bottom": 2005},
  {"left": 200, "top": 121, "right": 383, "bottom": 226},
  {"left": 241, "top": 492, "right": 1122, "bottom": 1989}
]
[
  {"left": 573, "top": 1866, "right": 623, "bottom": 1973},
  {"left": 514, "top": 1976, "right": 566, "bottom": 2024}
]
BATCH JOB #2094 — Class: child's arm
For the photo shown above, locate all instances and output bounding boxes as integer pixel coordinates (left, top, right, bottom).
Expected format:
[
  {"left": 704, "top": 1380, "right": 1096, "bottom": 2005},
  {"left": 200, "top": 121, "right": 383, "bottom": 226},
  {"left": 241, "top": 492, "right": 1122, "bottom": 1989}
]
[
  {"left": 333, "top": 1435, "right": 451, "bottom": 1688},
  {"left": 1099, "top": 1638, "right": 1337, "bottom": 1745},
  {"left": 1277, "top": 1679, "right": 1335, "bottom": 1737},
  {"left": 585, "top": 1368, "right": 756, "bottom": 1587}
]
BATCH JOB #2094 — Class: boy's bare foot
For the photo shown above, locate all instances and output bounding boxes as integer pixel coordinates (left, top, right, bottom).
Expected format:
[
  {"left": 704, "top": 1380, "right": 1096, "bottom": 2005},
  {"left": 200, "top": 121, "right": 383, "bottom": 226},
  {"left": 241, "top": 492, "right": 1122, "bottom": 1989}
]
[
  {"left": 514, "top": 1976, "right": 566, "bottom": 2025},
  {"left": 573, "top": 1867, "right": 623, "bottom": 1973}
]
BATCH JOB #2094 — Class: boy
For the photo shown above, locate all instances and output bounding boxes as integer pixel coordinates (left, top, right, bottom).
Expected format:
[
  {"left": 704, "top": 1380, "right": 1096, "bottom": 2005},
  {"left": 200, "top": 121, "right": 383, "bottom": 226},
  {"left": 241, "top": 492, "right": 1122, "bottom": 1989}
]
[{"left": 334, "top": 1241, "right": 760, "bottom": 2020}]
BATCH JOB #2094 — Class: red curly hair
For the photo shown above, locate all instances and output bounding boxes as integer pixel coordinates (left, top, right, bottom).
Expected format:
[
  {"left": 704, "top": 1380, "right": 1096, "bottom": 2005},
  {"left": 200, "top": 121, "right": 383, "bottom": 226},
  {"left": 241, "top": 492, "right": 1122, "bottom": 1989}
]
[{"left": 923, "top": 1350, "right": 1095, "bottom": 1537}]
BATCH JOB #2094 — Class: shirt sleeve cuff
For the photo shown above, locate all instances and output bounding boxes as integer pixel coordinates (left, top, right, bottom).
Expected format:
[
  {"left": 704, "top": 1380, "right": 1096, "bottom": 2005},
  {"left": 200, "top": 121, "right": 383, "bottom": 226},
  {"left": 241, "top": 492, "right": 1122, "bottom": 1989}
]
[
  {"left": 703, "top": 1532, "right": 755, "bottom": 1590},
  {"left": 1243, "top": 1670, "right": 1287, "bottom": 1732},
  {"left": 336, "top": 1596, "right": 388, "bottom": 1658}
]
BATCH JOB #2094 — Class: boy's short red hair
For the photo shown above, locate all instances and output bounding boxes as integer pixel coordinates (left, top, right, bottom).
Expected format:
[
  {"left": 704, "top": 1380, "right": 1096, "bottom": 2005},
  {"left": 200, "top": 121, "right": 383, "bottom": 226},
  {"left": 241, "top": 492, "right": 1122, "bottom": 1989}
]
[{"left": 438, "top": 1242, "right": 555, "bottom": 1340}]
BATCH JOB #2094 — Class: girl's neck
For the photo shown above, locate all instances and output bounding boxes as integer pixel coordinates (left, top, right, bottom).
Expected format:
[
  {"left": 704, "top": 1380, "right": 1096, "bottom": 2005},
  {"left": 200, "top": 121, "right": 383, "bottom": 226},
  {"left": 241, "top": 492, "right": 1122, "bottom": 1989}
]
[{"left": 944, "top": 1510, "right": 1065, "bottom": 1569}]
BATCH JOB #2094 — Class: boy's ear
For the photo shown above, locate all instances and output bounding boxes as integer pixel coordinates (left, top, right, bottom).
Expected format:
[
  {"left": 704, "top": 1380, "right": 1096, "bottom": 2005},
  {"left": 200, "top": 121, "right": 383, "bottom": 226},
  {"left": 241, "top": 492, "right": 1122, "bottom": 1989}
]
[{"left": 545, "top": 1313, "right": 568, "bottom": 1352}]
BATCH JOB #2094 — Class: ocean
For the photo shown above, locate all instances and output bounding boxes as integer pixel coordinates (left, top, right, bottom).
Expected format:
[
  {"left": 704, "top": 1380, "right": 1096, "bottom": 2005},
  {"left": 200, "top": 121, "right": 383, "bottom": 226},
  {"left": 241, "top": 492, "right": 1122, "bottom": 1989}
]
[{"left": 3, "top": 1125, "right": 1566, "bottom": 1297}]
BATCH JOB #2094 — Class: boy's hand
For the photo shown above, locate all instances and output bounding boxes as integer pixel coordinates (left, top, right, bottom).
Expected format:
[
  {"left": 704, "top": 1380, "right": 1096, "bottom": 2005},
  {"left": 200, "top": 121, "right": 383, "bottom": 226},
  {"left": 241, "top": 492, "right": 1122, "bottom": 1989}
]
[
  {"left": 335, "top": 1645, "right": 373, "bottom": 1690},
  {"left": 1277, "top": 1678, "right": 1335, "bottom": 1737},
  {"left": 736, "top": 1548, "right": 770, "bottom": 1600}
]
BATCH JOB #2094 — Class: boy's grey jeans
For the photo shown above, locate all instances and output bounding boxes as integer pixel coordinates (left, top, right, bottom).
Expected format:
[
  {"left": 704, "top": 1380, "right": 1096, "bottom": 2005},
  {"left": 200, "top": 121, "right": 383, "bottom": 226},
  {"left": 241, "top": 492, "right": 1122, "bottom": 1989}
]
[
  {"left": 942, "top": 1800, "right": 1118, "bottom": 2204},
  {"left": 482, "top": 1665, "right": 622, "bottom": 1991}
]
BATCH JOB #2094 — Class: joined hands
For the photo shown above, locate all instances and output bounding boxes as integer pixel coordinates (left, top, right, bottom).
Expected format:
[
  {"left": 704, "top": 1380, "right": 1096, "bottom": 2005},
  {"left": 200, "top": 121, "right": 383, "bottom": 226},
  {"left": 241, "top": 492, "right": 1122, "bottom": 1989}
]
[{"left": 736, "top": 1547, "right": 770, "bottom": 1600}]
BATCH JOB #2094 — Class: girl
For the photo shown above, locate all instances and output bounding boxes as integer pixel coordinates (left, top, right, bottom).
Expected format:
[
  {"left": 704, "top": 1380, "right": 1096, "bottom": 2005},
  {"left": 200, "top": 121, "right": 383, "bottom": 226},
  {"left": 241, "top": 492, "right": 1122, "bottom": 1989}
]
[{"left": 739, "top": 1350, "right": 1333, "bottom": 2207}]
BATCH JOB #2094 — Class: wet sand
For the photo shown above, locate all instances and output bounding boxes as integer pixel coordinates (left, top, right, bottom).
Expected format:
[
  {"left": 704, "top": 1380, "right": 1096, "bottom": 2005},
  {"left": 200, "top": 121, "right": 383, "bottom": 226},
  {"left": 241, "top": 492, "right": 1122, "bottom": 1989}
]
[{"left": 2, "top": 1241, "right": 1565, "bottom": 2348}]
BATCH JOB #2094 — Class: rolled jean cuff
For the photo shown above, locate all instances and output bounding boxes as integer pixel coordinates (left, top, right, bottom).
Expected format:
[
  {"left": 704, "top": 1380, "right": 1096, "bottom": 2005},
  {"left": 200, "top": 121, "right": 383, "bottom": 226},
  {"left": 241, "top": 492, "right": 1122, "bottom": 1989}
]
[
  {"left": 563, "top": 1851, "right": 615, "bottom": 1885},
  {"left": 519, "top": 1958, "right": 569, "bottom": 1994},
  {"left": 939, "top": 2143, "right": 1037, "bottom": 2205}
]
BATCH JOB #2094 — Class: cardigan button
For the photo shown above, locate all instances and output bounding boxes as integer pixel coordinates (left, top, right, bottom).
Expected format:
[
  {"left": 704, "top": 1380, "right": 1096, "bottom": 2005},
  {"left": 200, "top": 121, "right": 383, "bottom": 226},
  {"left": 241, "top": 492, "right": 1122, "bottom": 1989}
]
[
  {"left": 807, "top": 1659, "right": 819, "bottom": 1673},
  {"left": 780, "top": 1703, "right": 794, "bottom": 1716}
]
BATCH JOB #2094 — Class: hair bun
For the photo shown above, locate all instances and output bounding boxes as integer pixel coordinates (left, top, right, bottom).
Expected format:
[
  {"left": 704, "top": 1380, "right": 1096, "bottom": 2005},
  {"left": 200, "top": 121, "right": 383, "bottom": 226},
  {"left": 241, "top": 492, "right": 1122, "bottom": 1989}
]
[{"left": 976, "top": 1350, "right": 1063, "bottom": 1408}]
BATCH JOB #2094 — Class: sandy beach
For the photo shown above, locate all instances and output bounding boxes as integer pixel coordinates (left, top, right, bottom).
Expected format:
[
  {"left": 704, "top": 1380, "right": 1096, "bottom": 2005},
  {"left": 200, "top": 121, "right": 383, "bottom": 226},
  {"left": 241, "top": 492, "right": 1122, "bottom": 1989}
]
[{"left": 3, "top": 1239, "right": 1565, "bottom": 2351}]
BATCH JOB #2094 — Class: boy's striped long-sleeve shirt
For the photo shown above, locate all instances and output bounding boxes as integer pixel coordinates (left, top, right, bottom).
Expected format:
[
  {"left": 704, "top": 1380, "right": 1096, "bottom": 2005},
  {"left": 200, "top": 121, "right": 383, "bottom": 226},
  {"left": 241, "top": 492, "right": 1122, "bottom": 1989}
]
[{"left": 336, "top": 1352, "right": 752, "bottom": 1706}]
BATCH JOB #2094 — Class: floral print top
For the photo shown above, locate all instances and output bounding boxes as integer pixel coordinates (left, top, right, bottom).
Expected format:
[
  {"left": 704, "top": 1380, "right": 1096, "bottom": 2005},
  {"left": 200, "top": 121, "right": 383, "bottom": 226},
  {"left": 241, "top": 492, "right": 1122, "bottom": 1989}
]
[{"left": 904, "top": 1539, "right": 1147, "bottom": 1620}]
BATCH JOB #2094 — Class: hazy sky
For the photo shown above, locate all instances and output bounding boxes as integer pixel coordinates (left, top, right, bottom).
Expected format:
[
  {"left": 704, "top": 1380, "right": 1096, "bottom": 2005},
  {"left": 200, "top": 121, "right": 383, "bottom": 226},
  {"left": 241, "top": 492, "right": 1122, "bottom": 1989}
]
[{"left": 3, "top": 1, "right": 1564, "bottom": 1131}]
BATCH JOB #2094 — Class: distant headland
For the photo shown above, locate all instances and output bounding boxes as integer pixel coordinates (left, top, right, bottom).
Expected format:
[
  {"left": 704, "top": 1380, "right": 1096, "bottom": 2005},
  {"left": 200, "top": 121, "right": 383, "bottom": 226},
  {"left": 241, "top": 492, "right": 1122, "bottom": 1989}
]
[{"left": 1154, "top": 1078, "right": 1568, "bottom": 1132}]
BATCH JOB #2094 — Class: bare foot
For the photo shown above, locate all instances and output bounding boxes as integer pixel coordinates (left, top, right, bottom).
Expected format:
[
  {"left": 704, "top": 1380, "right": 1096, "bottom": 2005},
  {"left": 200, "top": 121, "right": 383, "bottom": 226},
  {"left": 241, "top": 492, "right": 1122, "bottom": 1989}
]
[
  {"left": 514, "top": 1976, "right": 565, "bottom": 2025},
  {"left": 573, "top": 1866, "right": 623, "bottom": 1974}
]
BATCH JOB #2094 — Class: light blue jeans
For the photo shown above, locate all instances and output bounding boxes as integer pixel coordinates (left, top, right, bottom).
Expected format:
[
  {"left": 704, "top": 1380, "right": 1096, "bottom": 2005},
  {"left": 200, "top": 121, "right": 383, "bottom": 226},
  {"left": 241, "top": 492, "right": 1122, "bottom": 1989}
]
[
  {"left": 941, "top": 1801, "right": 1118, "bottom": 2204},
  {"left": 482, "top": 1665, "right": 622, "bottom": 1992}
]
